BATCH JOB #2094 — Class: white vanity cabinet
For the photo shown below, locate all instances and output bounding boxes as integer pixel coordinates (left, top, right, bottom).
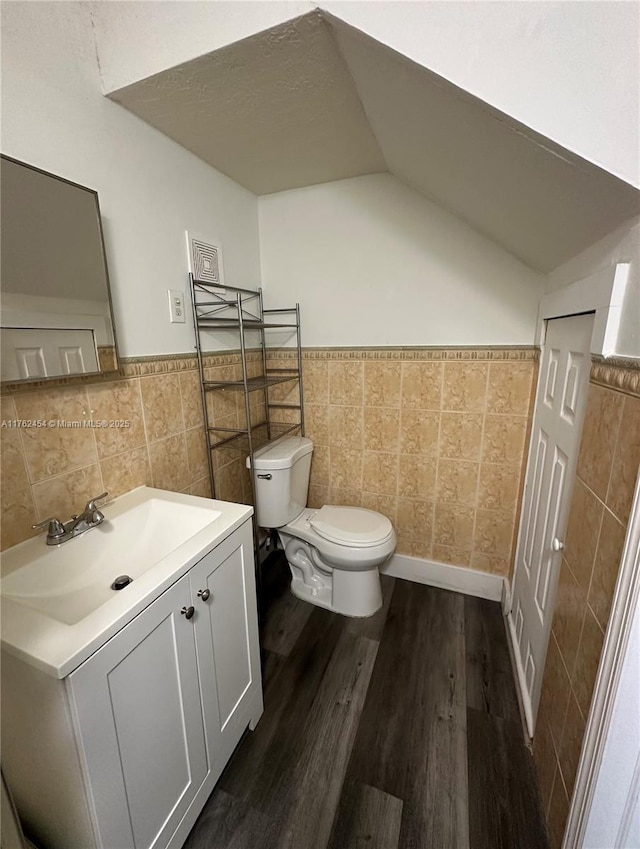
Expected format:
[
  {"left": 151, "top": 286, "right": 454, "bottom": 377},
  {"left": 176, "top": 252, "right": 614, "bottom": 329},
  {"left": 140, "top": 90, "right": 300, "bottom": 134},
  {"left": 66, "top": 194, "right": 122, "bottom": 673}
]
[{"left": 1, "top": 516, "right": 263, "bottom": 849}]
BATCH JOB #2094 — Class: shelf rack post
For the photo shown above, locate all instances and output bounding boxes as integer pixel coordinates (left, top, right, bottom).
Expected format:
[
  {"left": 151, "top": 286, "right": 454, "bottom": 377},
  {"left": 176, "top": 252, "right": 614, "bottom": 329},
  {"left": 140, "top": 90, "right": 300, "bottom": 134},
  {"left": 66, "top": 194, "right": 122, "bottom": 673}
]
[
  {"left": 188, "top": 273, "right": 305, "bottom": 563},
  {"left": 258, "top": 287, "right": 272, "bottom": 442},
  {"left": 296, "top": 302, "right": 305, "bottom": 437},
  {"left": 189, "top": 274, "right": 216, "bottom": 498}
]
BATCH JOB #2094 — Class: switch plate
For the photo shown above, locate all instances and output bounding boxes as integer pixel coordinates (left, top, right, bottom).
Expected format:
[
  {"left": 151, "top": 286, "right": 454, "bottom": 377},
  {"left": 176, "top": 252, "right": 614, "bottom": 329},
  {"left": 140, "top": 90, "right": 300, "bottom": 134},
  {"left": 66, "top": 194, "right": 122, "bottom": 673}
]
[{"left": 168, "top": 289, "right": 186, "bottom": 323}]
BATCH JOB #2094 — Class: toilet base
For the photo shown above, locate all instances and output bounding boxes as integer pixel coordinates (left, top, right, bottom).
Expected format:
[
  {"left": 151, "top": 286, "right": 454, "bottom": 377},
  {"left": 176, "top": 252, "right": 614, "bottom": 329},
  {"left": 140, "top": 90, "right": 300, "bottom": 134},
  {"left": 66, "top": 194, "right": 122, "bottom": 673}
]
[
  {"left": 288, "top": 558, "right": 383, "bottom": 618},
  {"left": 275, "top": 521, "right": 391, "bottom": 618},
  {"left": 290, "top": 576, "right": 333, "bottom": 612}
]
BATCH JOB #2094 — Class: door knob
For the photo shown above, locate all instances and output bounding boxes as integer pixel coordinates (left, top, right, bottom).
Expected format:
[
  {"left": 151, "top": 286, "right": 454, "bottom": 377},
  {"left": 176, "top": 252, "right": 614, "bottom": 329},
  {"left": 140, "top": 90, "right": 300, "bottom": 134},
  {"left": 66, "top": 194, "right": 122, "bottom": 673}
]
[
  {"left": 180, "top": 605, "right": 195, "bottom": 620},
  {"left": 197, "top": 588, "right": 211, "bottom": 602},
  {"left": 552, "top": 538, "right": 564, "bottom": 552}
]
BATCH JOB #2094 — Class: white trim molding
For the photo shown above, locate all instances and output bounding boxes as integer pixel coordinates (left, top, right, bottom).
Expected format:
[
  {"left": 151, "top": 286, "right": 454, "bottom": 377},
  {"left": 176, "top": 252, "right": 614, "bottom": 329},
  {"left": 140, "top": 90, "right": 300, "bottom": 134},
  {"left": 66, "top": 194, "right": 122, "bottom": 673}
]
[
  {"left": 563, "top": 471, "right": 640, "bottom": 848},
  {"left": 537, "top": 262, "right": 630, "bottom": 356},
  {"left": 381, "top": 554, "right": 504, "bottom": 602}
]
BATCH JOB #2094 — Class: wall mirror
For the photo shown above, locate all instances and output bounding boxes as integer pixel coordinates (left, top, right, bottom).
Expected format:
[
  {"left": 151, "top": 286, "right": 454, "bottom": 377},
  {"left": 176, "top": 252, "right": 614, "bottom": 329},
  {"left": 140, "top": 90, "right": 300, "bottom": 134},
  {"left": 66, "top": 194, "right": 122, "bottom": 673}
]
[{"left": 1, "top": 155, "right": 119, "bottom": 384}]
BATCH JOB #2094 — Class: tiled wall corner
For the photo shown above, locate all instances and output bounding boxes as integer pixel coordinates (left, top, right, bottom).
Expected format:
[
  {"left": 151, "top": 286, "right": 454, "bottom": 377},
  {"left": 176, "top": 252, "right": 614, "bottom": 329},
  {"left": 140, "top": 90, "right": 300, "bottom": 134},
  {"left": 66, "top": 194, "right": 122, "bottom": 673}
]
[
  {"left": 533, "top": 364, "right": 640, "bottom": 849},
  {"left": 269, "top": 346, "right": 538, "bottom": 576}
]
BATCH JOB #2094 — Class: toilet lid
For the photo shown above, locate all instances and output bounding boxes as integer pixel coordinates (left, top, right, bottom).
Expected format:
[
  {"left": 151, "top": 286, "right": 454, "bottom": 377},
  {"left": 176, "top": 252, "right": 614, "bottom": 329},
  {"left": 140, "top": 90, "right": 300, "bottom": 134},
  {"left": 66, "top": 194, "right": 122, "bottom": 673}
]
[{"left": 310, "top": 506, "right": 393, "bottom": 547}]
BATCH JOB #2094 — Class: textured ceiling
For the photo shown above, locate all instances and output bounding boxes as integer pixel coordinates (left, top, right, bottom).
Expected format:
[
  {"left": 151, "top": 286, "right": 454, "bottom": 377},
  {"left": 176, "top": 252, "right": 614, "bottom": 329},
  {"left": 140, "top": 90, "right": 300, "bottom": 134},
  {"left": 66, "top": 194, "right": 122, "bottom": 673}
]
[
  {"left": 110, "top": 10, "right": 640, "bottom": 272},
  {"left": 109, "top": 12, "right": 385, "bottom": 195}
]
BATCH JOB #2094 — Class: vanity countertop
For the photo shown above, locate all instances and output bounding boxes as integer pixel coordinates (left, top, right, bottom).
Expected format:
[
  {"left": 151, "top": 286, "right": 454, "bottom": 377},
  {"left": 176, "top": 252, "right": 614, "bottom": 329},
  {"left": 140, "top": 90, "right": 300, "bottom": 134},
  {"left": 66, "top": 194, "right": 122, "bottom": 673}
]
[{"left": 0, "top": 486, "right": 253, "bottom": 678}]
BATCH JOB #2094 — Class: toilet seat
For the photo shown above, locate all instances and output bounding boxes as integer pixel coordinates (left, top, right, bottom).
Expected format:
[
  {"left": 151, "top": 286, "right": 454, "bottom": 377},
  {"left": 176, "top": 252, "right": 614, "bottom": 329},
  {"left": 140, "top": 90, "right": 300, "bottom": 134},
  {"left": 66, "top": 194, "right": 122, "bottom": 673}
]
[
  {"left": 310, "top": 506, "right": 393, "bottom": 548},
  {"left": 282, "top": 508, "right": 396, "bottom": 571}
]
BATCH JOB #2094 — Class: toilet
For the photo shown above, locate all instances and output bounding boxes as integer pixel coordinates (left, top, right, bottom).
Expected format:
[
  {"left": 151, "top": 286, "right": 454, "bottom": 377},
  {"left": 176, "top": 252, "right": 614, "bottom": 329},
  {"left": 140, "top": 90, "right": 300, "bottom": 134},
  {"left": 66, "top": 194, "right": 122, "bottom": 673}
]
[{"left": 248, "top": 436, "right": 396, "bottom": 617}]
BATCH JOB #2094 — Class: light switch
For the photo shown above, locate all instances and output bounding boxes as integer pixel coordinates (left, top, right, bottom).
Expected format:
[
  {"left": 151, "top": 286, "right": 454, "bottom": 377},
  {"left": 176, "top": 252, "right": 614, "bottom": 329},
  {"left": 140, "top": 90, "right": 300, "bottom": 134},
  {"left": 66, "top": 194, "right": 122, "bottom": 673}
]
[{"left": 168, "top": 289, "right": 186, "bottom": 323}]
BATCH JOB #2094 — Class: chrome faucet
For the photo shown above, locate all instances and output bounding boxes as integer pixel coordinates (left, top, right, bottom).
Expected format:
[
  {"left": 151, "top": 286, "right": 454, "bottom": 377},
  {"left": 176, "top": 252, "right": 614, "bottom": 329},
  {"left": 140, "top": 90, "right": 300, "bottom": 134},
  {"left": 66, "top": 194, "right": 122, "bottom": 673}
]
[{"left": 33, "top": 492, "right": 109, "bottom": 545}]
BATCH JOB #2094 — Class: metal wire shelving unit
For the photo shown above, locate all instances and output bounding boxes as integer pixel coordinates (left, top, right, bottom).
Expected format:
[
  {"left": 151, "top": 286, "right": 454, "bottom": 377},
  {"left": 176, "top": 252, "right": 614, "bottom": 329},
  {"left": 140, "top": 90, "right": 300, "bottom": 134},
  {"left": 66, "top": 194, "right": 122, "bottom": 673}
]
[{"left": 189, "top": 274, "right": 305, "bottom": 527}]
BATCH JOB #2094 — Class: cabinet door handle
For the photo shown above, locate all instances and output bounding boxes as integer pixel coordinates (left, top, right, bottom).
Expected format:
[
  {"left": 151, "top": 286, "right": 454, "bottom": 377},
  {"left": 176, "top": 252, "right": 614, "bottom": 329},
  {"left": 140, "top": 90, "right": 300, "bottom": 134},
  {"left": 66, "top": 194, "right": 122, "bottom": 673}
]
[
  {"left": 180, "top": 605, "right": 195, "bottom": 620},
  {"left": 197, "top": 588, "right": 211, "bottom": 602}
]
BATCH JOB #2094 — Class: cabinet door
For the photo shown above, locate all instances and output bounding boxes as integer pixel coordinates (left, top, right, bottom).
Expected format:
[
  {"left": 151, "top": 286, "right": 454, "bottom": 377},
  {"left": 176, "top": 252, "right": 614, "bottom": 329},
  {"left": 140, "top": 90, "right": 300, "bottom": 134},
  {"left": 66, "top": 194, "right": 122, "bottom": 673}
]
[
  {"left": 67, "top": 574, "right": 207, "bottom": 849},
  {"left": 191, "top": 521, "right": 261, "bottom": 769}
]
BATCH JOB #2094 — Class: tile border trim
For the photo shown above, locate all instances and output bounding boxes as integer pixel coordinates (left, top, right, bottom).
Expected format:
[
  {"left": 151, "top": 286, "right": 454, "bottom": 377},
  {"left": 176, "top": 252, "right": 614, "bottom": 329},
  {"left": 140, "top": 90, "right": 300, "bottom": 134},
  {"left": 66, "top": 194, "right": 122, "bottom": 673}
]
[
  {"left": 119, "top": 350, "right": 262, "bottom": 377},
  {"left": 2, "top": 345, "right": 539, "bottom": 395},
  {"left": 1, "top": 350, "right": 262, "bottom": 393},
  {"left": 590, "top": 355, "right": 640, "bottom": 398},
  {"left": 276, "top": 346, "right": 540, "bottom": 362}
]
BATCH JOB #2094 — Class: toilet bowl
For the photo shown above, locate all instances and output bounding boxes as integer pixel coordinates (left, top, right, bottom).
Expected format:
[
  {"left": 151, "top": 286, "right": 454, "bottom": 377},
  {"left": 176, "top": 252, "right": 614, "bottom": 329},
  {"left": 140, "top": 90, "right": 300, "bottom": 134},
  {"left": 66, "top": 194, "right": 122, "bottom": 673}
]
[{"left": 248, "top": 436, "right": 396, "bottom": 617}]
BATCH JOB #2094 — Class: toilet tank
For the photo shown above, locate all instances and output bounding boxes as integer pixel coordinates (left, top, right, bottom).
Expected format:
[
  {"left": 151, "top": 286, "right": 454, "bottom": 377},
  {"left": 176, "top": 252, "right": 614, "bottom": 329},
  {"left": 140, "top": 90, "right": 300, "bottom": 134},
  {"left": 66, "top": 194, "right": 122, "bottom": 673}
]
[{"left": 247, "top": 436, "right": 313, "bottom": 528}]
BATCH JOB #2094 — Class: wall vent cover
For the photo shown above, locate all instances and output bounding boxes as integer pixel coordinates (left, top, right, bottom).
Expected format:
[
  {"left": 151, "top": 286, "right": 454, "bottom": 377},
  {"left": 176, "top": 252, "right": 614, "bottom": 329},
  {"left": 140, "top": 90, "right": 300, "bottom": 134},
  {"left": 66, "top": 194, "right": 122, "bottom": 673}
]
[{"left": 186, "top": 231, "right": 224, "bottom": 286}]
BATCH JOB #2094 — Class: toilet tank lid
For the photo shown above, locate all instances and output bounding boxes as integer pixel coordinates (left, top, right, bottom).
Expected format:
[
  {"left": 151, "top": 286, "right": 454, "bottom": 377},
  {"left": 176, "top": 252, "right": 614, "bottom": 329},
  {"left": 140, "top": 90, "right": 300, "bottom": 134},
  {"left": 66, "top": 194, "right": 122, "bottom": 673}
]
[{"left": 247, "top": 435, "right": 313, "bottom": 470}]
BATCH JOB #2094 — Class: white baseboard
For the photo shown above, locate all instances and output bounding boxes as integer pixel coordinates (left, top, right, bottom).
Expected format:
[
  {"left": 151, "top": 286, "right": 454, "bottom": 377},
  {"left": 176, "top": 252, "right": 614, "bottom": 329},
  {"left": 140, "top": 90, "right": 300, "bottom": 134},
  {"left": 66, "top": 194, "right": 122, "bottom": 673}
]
[{"left": 381, "top": 553, "right": 504, "bottom": 602}]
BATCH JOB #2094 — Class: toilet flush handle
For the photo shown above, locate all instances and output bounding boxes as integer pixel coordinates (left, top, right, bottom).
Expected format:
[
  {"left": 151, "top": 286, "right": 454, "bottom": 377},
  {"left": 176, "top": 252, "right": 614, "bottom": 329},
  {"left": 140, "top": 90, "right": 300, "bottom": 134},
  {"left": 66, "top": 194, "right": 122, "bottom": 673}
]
[{"left": 257, "top": 473, "right": 272, "bottom": 480}]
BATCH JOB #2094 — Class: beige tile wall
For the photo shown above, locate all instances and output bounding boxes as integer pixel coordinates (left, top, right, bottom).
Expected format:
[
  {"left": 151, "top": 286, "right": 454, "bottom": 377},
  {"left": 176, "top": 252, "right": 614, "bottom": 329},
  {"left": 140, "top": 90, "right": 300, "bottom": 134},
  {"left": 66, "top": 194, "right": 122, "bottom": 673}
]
[
  {"left": 268, "top": 347, "right": 537, "bottom": 577},
  {"left": 201, "top": 354, "right": 262, "bottom": 506},
  {"left": 1, "top": 346, "right": 537, "bottom": 579},
  {"left": 0, "top": 353, "right": 252, "bottom": 551},
  {"left": 533, "top": 366, "right": 640, "bottom": 849}
]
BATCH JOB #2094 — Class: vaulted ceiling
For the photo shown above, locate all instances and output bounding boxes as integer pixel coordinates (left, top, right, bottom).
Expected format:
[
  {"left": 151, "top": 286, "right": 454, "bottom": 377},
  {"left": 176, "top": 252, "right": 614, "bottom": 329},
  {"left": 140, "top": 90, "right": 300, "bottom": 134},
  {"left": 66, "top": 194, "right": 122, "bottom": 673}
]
[{"left": 109, "top": 10, "right": 639, "bottom": 272}]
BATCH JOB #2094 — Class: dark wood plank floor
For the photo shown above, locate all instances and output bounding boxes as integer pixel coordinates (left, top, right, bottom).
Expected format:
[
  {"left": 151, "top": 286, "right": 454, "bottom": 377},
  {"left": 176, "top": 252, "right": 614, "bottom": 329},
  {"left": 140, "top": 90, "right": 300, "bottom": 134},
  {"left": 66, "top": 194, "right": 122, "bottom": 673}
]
[{"left": 184, "top": 553, "right": 549, "bottom": 849}]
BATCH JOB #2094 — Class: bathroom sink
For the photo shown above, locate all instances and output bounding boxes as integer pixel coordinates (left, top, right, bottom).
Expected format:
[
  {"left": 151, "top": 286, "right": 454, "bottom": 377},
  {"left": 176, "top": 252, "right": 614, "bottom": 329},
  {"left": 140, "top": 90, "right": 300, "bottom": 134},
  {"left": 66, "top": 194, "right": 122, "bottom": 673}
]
[
  {"left": 1, "top": 486, "right": 253, "bottom": 677},
  {"left": 1, "top": 496, "right": 221, "bottom": 625}
]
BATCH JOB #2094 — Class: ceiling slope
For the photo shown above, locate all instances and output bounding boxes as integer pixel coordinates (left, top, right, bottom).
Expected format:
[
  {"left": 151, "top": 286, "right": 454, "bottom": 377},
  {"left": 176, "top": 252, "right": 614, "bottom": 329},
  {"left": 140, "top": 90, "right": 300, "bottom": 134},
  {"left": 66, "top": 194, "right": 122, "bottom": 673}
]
[
  {"left": 109, "top": 11, "right": 385, "bottom": 195},
  {"left": 109, "top": 10, "right": 640, "bottom": 272},
  {"left": 328, "top": 15, "right": 640, "bottom": 271}
]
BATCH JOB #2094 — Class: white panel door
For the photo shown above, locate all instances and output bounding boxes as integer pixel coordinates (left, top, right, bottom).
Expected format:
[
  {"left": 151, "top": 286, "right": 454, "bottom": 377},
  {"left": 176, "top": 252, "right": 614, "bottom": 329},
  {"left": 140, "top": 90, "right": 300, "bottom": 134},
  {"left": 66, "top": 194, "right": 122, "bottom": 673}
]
[
  {"left": 510, "top": 313, "right": 593, "bottom": 734},
  {"left": 68, "top": 574, "right": 207, "bottom": 849},
  {"left": 1, "top": 327, "right": 98, "bottom": 380}
]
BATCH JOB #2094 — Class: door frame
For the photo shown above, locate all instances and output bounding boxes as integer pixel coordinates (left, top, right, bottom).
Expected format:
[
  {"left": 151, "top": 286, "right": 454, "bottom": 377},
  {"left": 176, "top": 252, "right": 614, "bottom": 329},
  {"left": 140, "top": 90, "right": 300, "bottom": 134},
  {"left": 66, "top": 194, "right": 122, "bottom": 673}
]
[
  {"left": 536, "top": 262, "right": 629, "bottom": 357},
  {"left": 506, "top": 261, "right": 631, "bottom": 737}
]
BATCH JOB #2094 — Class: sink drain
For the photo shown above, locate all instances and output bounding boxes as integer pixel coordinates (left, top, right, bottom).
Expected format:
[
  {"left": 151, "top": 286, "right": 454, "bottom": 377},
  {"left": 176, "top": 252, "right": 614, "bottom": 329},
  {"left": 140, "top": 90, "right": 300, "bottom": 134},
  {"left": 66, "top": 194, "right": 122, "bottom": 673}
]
[{"left": 111, "top": 575, "right": 133, "bottom": 591}]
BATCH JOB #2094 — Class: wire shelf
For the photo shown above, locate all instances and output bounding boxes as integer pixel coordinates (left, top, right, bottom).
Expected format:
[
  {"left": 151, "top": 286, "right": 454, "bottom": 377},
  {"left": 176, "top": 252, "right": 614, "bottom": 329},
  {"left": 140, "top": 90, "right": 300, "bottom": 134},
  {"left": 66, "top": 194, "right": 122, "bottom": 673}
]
[
  {"left": 208, "top": 421, "right": 301, "bottom": 452},
  {"left": 203, "top": 374, "right": 299, "bottom": 393},
  {"left": 189, "top": 273, "right": 305, "bottom": 508}
]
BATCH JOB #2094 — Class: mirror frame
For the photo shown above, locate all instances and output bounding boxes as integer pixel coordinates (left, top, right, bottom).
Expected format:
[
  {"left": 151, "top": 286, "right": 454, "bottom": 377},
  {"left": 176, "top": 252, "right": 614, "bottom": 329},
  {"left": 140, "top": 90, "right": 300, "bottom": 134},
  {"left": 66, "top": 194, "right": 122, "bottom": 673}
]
[{"left": 0, "top": 154, "right": 120, "bottom": 386}]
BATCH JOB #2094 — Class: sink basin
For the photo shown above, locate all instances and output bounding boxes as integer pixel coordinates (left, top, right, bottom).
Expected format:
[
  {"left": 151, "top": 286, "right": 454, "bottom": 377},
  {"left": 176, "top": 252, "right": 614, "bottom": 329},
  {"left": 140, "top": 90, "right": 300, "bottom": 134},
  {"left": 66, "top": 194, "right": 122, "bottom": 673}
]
[
  {"left": 1, "top": 496, "right": 221, "bottom": 625},
  {"left": 1, "top": 486, "right": 253, "bottom": 677}
]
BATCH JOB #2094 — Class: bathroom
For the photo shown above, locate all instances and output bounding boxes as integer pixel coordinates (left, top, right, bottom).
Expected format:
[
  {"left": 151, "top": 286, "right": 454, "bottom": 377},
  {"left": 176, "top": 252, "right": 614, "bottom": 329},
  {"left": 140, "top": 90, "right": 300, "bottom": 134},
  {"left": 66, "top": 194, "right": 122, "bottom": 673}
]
[{"left": 1, "top": 2, "right": 639, "bottom": 848}]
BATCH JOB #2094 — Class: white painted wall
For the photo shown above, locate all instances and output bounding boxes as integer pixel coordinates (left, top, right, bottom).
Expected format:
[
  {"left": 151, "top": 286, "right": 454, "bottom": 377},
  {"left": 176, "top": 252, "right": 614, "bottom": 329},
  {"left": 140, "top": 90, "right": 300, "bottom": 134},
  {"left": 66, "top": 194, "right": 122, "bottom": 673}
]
[
  {"left": 0, "top": 293, "right": 113, "bottom": 347},
  {"left": 548, "top": 218, "right": 640, "bottom": 358},
  {"left": 258, "top": 174, "right": 546, "bottom": 347},
  {"left": 1, "top": 1, "right": 261, "bottom": 359},
  {"left": 90, "top": 0, "right": 312, "bottom": 93},
  {"left": 92, "top": 1, "right": 639, "bottom": 189},
  {"left": 321, "top": 1, "right": 639, "bottom": 189}
]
